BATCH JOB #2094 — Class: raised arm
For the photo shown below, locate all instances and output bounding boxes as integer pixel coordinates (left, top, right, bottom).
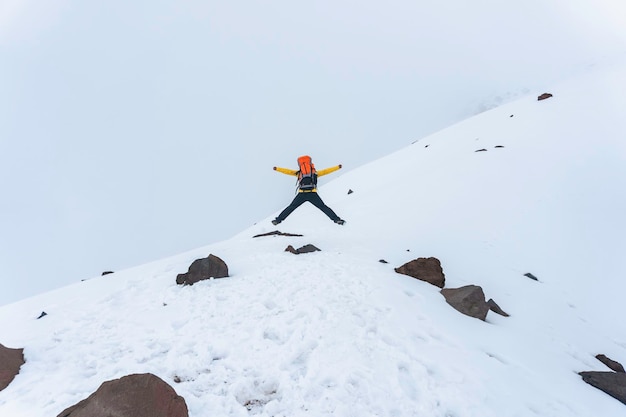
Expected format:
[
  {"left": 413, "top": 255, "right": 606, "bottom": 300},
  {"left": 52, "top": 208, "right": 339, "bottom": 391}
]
[
  {"left": 273, "top": 166, "right": 298, "bottom": 176},
  {"left": 317, "top": 164, "right": 342, "bottom": 177}
]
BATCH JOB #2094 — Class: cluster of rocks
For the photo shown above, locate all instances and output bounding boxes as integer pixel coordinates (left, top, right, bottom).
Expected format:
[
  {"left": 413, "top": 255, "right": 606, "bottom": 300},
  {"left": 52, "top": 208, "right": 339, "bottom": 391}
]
[{"left": 394, "top": 257, "right": 508, "bottom": 321}]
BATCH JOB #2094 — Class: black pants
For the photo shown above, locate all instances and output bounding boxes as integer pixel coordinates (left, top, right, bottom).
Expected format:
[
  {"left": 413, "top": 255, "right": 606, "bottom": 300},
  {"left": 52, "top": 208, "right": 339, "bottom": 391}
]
[{"left": 276, "top": 192, "right": 340, "bottom": 222}]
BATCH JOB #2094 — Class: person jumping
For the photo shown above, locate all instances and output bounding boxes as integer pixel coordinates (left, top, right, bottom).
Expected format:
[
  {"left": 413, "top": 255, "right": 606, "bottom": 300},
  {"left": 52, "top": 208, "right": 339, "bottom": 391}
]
[{"left": 272, "top": 155, "right": 345, "bottom": 225}]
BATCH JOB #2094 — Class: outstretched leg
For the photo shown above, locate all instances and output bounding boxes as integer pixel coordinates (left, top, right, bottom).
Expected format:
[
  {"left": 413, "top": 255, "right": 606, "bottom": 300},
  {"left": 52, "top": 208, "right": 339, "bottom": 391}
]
[
  {"left": 275, "top": 193, "right": 308, "bottom": 223},
  {"left": 307, "top": 192, "right": 341, "bottom": 222}
]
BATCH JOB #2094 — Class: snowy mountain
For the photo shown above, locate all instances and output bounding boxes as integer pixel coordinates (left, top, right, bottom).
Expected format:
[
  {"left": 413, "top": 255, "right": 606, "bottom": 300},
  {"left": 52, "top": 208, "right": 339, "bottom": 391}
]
[{"left": 1, "top": 59, "right": 626, "bottom": 416}]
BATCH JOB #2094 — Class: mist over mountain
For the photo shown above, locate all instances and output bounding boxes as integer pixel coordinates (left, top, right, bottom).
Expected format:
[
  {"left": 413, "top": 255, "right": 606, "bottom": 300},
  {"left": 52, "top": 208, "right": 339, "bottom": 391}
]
[
  {"left": 1, "top": 56, "right": 625, "bottom": 416},
  {"left": 2, "top": 1, "right": 626, "bottom": 305}
]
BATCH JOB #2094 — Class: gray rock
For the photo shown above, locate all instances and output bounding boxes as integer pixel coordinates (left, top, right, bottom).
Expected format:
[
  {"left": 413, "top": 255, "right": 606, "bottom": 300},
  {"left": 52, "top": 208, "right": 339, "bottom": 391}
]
[
  {"left": 487, "top": 298, "right": 510, "bottom": 317},
  {"left": 440, "top": 285, "right": 490, "bottom": 321},
  {"left": 176, "top": 254, "right": 229, "bottom": 285},
  {"left": 285, "top": 244, "right": 321, "bottom": 254}
]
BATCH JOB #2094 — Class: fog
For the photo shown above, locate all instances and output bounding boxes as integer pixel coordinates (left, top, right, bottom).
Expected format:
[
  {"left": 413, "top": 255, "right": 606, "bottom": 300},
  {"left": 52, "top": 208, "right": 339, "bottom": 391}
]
[{"left": 1, "top": 0, "right": 625, "bottom": 305}]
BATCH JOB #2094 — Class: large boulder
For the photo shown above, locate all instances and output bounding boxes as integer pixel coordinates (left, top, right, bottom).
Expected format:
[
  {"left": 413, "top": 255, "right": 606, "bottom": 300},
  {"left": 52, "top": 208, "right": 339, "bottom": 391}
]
[
  {"left": 394, "top": 257, "right": 445, "bottom": 288},
  {"left": 176, "top": 254, "right": 229, "bottom": 285},
  {"left": 57, "top": 373, "right": 189, "bottom": 417},
  {"left": 440, "top": 285, "right": 490, "bottom": 321},
  {"left": 579, "top": 371, "right": 626, "bottom": 405},
  {"left": 0, "top": 343, "right": 25, "bottom": 392}
]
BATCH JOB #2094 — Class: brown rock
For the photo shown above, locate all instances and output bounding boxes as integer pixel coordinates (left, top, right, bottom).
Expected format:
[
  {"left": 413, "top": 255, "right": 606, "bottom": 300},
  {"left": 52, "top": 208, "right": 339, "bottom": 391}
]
[
  {"left": 440, "top": 285, "right": 490, "bottom": 321},
  {"left": 0, "top": 343, "right": 25, "bottom": 392},
  {"left": 579, "top": 371, "right": 626, "bottom": 405},
  {"left": 176, "top": 254, "right": 229, "bottom": 285},
  {"left": 596, "top": 354, "right": 625, "bottom": 373},
  {"left": 57, "top": 373, "right": 188, "bottom": 417},
  {"left": 394, "top": 257, "right": 445, "bottom": 288},
  {"left": 538, "top": 93, "right": 553, "bottom": 101}
]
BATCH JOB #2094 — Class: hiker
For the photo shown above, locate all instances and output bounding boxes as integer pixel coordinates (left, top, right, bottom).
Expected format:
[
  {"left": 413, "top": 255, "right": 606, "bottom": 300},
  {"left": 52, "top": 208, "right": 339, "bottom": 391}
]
[{"left": 272, "top": 155, "right": 345, "bottom": 225}]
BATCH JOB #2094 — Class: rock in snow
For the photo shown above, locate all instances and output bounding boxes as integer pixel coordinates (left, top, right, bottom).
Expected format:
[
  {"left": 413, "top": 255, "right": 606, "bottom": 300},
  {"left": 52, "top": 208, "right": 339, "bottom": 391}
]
[
  {"left": 440, "top": 285, "right": 490, "bottom": 321},
  {"left": 0, "top": 343, "right": 25, "bottom": 392},
  {"left": 175, "top": 254, "right": 229, "bottom": 285},
  {"left": 56, "top": 373, "right": 188, "bottom": 417},
  {"left": 394, "top": 257, "right": 446, "bottom": 288}
]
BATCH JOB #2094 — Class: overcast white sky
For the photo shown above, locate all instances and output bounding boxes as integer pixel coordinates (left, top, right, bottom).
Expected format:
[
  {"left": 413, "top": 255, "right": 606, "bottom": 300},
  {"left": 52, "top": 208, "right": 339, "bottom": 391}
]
[{"left": 1, "top": 0, "right": 625, "bottom": 305}]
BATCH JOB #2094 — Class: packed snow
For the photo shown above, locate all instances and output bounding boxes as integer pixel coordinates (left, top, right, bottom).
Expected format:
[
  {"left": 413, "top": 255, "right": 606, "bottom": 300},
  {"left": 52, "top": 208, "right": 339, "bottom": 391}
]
[{"left": 1, "top": 59, "right": 625, "bottom": 416}]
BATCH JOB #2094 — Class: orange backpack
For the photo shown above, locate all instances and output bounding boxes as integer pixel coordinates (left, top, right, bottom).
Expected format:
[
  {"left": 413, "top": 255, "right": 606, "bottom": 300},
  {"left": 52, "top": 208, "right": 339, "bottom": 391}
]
[{"left": 297, "top": 155, "right": 317, "bottom": 191}]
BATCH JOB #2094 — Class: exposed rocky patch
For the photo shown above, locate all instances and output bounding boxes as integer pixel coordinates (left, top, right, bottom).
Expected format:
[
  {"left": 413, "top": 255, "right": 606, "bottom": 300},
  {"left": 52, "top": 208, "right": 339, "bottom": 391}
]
[{"left": 176, "top": 254, "right": 229, "bottom": 285}]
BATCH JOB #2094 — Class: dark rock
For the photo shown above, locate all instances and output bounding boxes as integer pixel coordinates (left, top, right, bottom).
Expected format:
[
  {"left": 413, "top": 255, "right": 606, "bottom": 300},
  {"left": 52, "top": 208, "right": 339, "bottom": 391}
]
[
  {"left": 596, "top": 354, "right": 626, "bottom": 373},
  {"left": 176, "top": 254, "right": 229, "bottom": 285},
  {"left": 253, "top": 230, "right": 304, "bottom": 238},
  {"left": 101, "top": 271, "right": 114, "bottom": 276},
  {"left": 524, "top": 272, "right": 539, "bottom": 281},
  {"left": 37, "top": 311, "right": 47, "bottom": 319},
  {"left": 475, "top": 149, "right": 488, "bottom": 152},
  {"left": 494, "top": 145, "right": 505, "bottom": 148},
  {"left": 285, "top": 244, "right": 321, "bottom": 254},
  {"left": 487, "top": 298, "right": 510, "bottom": 317},
  {"left": 0, "top": 343, "right": 25, "bottom": 392},
  {"left": 297, "top": 244, "right": 321, "bottom": 254},
  {"left": 394, "top": 257, "right": 445, "bottom": 288},
  {"left": 379, "top": 259, "right": 388, "bottom": 264},
  {"left": 440, "top": 285, "right": 490, "bottom": 321},
  {"left": 348, "top": 189, "right": 354, "bottom": 195},
  {"left": 538, "top": 93, "right": 553, "bottom": 101},
  {"left": 57, "top": 373, "right": 189, "bottom": 417},
  {"left": 579, "top": 371, "right": 626, "bottom": 405}
]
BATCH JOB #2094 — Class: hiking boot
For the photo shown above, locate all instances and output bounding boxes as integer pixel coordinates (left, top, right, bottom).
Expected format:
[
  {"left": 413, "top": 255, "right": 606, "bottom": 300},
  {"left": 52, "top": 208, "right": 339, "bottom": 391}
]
[
  {"left": 272, "top": 219, "right": 282, "bottom": 225},
  {"left": 334, "top": 219, "right": 345, "bottom": 225}
]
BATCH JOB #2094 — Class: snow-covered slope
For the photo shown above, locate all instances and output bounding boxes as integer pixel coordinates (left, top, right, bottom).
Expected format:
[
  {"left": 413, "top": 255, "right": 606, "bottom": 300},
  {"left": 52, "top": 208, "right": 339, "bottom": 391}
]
[{"left": 1, "top": 61, "right": 625, "bottom": 417}]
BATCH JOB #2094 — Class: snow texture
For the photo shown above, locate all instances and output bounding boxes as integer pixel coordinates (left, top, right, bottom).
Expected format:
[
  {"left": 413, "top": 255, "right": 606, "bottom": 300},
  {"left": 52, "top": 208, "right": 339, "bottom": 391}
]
[{"left": 1, "top": 60, "right": 626, "bottom": 416}]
